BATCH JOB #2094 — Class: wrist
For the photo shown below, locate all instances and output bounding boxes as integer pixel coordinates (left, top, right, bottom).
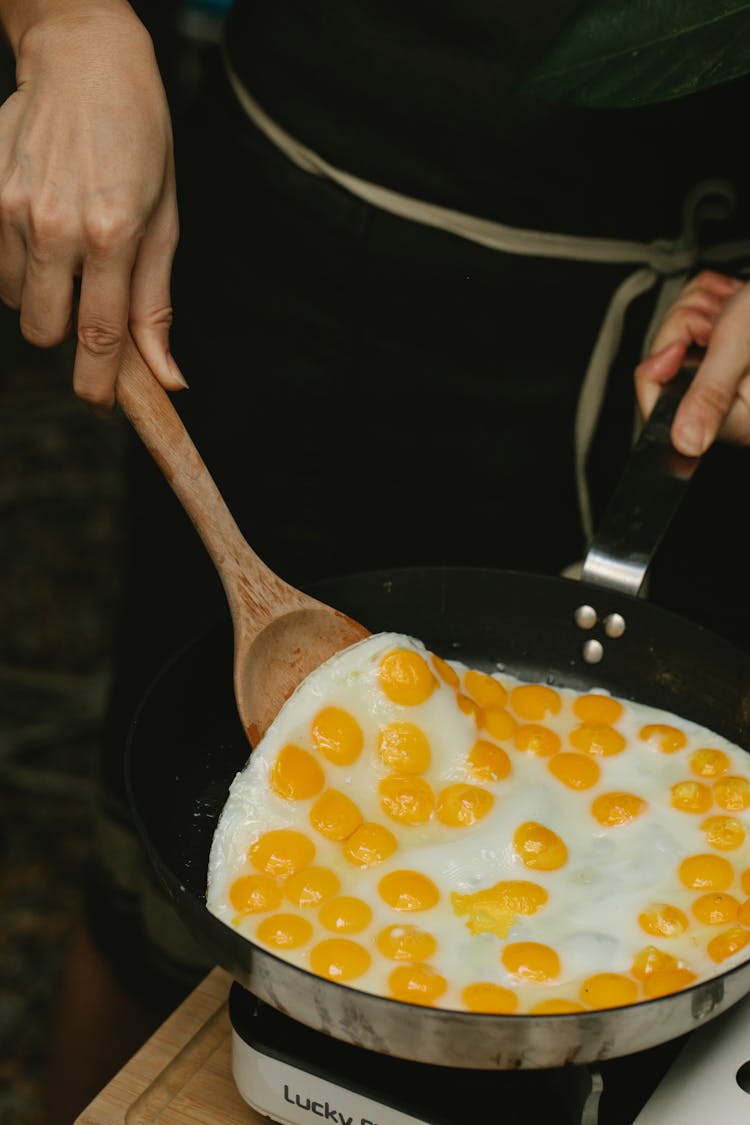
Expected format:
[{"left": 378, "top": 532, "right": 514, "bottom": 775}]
[{"left": 0, "top": 0, "right": 136, "bottom": 57}]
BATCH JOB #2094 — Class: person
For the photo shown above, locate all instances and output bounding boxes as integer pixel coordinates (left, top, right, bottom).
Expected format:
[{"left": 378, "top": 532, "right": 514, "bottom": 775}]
[{"left": 2, "top": 2, "right": 750, "bottom": 1120}]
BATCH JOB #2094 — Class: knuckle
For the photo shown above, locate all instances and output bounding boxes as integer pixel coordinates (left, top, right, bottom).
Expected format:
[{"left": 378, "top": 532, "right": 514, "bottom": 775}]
[
  {"left": 27, "top": 198, "right": 73, "bottom": 250},
  {"left": 693, "top": 380, "right": 733, "bottom": 417},
  {"left": 131, "top": 303, "right": 173, "bottom": 333},
  {"left": 77, "top": 320, "right": 123, "bottom": 358},
  {"left": 83, "top": 204, "right": 139, "bottom": 256}
]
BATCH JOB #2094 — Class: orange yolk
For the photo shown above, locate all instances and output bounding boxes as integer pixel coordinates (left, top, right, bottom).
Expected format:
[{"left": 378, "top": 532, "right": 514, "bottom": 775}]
[
  {"left": 270, "top": 745, "right": 325, "bottom": 801},
  {"left": 468, "top": 740, "right": 511, "bottom": 782},
  {"left": 548, "top": 751, "right": 600, "bottom": 790},
  {"left": 462, "top": 982, "right": 519, "bottom": 1013},
  {"left": 318, "top": 896, "right": 372, "bottom": 934},
  {"left": 701, "top": 815, "right": 746, "bottom": 850},
  {"left": 431, "top": 653, "right": 459, "bottom": 687},
  {"left": 310, "top": 707, "right": 364, "bottom": 766},
  {"left": 580, "top": 973, "right": 638, "bottom": 1009},
  {"left": 514, "top": 724, "right": 561, "bottom": 757},
  {"left": 376, "top": 925, "right": 437, "bottom": 962},
  {"left": 435, "top": 784, "right": 494, "bottom": 827},
  {"left": 642, "top": 969, "right": 697, "bottom": 998},
  {"left": 638, "top": 904, "right": 689, "bottom": 938},
  {"left": 737, "top": 898, "right": 750, "bottom": 927},
  {"left": 388, "top": 964, "right": 447, "bottom": 1006},
  {"left": 249, "top": 829, "right": 316, "bottom": 877},
  {"left": 377, "top": 722, "right": 431, "bottom": 773},
  {"left": 679, "top": 853, "right": 734, "bottom": 891},
  {"left": 513, "top": 821, "right": 568, "bottom": 870},
  {"left": 670, "top": 780, "right": 713, "bottom": 814},
  {"left": 510, "top": 684, "right": 562, "bottom": 721},
  {"left": 284, "top": 866, "right": 340, "bottom": 908},
  {"left": 379, "top": 775, "right": 436, "bottom": 825},
  {"left": 713, "top": 776, "right": 750, "bottom": 811},
  {"left": 342, "top": 822, "right": 398, "bottom": 868},
  {"left": 378, "top": 870, "right": 440, "bottom": 912},
  {"left": 569, "top": 723, "right": 626, "bottom": 757},
  {"left": 256, "top": 913, "right": 313, "bottom": 950},
  {"left": 743, "top": 869, "right": 750, "bottom": 897},
  {"left": 229, "top": 874, "right": 282, "bottom": 914},
  {"left": 481, "top": 708, "right": 517, "bottom": 741},
  {"left": 452, "top": 881, "right": 548, "bottom": 939},
  {"left": 631, "top": 946, "right": 679, "bottom": 980},
  {"left": 309, "top": 938, "right": 371, "bottom": 981},
  {"left": 591, "top": 792, "right": 647, "bottom": 828},
  {"left": 639, "top": 724, "right": 687, "bottom": 753},
  {"left": 692, "top": 892, "right": 740, "bottom": 925},
  {"left": 529, "top": 998, "right": 587, "bottom": 1014},
  {"left": 572, "top": 694, "right": 623, "bottom": 724},
  {"left": 456, "top": 693, "right": 482, "bottom": 725},
  {"left": 691, "top": 748, "right": 730, "bottom": 778},
  {"left": 464, "top": 669, "right": 508, "bottom": 709},
  {"left": 707, "top": 926, "right": 750, "bottom": 964},
  {"left": 309, "top": 789, "right": 363, "bottom": 841},
  {"left": 502, "top": 942, "right": 560, "bottom": 982},
  {"left": 378, "top": 650, "right": 437, "bottom": 706}
]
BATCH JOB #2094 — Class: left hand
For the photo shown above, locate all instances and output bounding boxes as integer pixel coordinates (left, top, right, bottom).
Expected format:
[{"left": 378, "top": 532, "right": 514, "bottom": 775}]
[{"left": 634, "top": 269, "right": 750, "bottom": 456}]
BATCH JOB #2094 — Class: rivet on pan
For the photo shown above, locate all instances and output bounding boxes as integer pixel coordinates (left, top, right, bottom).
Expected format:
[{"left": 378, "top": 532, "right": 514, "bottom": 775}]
[
  {"left": 575, "top": 605, "right": 598, "bottom": 630},
  {"left": 583, "top": 639, "right": 604, "bottom": 664},
  {"left": 604, "top": 613, "right": 626, "bottom": 639}
]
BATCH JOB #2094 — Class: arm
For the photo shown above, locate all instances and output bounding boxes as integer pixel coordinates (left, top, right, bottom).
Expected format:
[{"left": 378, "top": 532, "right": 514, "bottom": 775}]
[
  {"left": 635, "top": 270, "right": 750, "bottom": 455},
  {"left": 0, "top": 0, "right": 185, "bottom": 407}
]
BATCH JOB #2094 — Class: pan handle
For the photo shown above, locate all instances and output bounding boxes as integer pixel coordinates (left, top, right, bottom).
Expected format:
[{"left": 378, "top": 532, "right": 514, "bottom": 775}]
[{"left": 579, "top": 350, "right": 703, "bottom": 599}]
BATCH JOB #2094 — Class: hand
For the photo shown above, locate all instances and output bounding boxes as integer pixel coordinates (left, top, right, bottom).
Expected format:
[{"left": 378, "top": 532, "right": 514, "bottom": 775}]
[
  {"left": 634, "top": 269, "right": 750, "bottom": 456},
  {"left": 0, "top": 1, "right": 185, "bottom": 409}
]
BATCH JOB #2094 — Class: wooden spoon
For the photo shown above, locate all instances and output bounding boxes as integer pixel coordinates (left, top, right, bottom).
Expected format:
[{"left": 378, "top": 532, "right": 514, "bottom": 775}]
[{"left": 115, "top": 337, "right": 370, "bottom": 746}]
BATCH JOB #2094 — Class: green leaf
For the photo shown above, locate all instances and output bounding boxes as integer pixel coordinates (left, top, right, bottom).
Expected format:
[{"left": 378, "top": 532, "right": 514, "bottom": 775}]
[{"left": 522, "top": 0, "right": 750, "bottom": 107}]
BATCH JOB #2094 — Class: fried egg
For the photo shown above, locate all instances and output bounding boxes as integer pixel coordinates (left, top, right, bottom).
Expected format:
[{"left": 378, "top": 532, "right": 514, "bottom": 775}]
[{"left": 206, "top": 633, "right": 750, "bottom": 1013}]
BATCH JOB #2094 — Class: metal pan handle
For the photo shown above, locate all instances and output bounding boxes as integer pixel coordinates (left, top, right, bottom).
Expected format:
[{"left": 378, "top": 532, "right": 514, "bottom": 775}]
[{"left": 580, "top": 350, "right": 704, "bottom": 599}]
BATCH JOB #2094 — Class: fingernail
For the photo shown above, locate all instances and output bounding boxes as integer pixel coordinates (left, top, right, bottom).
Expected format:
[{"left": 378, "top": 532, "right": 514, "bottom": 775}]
[
  {"left": 168, "top": 354, "right": 189, "bottom": 389},
  {"left": 676, "top": 420, "right": 707, "bottom": 456}
]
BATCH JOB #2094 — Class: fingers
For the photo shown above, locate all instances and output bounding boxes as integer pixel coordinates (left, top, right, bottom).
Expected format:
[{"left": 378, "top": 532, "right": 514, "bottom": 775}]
[{"left": 73, "top": 243, "right": 137, "bottom": 410}]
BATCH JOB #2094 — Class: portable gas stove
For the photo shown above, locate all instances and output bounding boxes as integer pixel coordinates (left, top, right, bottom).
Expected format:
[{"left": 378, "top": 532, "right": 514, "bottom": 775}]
[{"left": 228, "top": 982, "right": 750, "bottom": 1125}]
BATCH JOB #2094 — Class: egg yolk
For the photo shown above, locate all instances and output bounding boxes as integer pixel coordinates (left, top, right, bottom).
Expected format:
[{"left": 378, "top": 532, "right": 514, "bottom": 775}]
[
  {"left": 318, "top": 896, "right": 372, "bottom": 934},
  {"left": 737, "top": 899, "right": 750, "bottom": 927},
  {"left": 691, "top": 748, "right": 730, "bottom": 778},
  {"left": 379, "top": 775, "right": 436, "bottom": 825},
  {"left": 513, "top": 821, "right": 568, "bottom": 870},
  {"left": 679, "top": 853, "right": 734, "bottom": 890},
  {"left": 378, "top": 650, "right": 436, "bottom": 706},
  {"left": 378, "top": 870, "right": 440, "bottom": 912},
  {"left": 514, "top": 724, "right": 561, "bottom": 757},
  {"left": 462, "top": 982, "right": 519, "bottom": 1013},
  {"left": 481, "top": 708, "right": 517, "bottom": 741},
  {"left": 572, "top": 694, "right": 623, "bottom": 724},
  {"left": 256, "top": 913, "right": 313, "bottom": 949},
  {"left": 502, "top": 942, "right": 560, "bottom": 982},
  {"left": 713, "top": 776, "right": 750, "bottom": 811},
  {"left": 631, "top": 946, "right": 680, "bottom": 980},
  {"left": 580, "top": 973, "right": 638, "bottom": 1009},
  {"left": 464, "top": 669, "right": 508, "bottom": 709},
  {"left": 510, "top": 685, "right": 562, "bottom": 720},
  {"left": 670, "top": 780, "right": 713, "bottom": 814},
  {"left": 692, "top": 893, "right": 740, "bottom": 925},
  {"left": 310, "top": 707, "right": 364, "bottom": 766},
  {"left": 548, "top": 751, "right": 600, "bottom": 790},
  {"left": 342, "top": 822, "right": 398, "bottom": 868},
  {"left": 529, "top": 998, "right": 587, "bottom": 1014},
  {"left": 388, "top": 964, "right": 447, "bottom": 1006},
  {"left": 591, "top": 792, "right": 647, "bottom": 827},
  {"left": 309, "top": 939, "right": 371, "bottom": 981},
  {"left": 468, "top": 740, "right": 511, "bottom": 782},
  {"left": 639, "top": 724, "right": 687, "bottom": 753},
  {"left": 377, "top": 722, "right": 431, "bottom": 773},
  {"left": 249, "top": 829, "right": 316, "bottom": 877},
  {"left": 456, "top": 693, "right": 482, "bottom": 725},
  {"left": 452, "top": 881, "right": 547, "bottom": 939},
  {"left": 284, "top": 866, "right": 340, "bottom": 908},
  {"left": 270, "top": 745, "right": 325, "bottom": 801},
  {"left": 638, "top": 904, "right": 689, "bottom": 938},
  {"left": 707, "top": 926, "right": 750, "bottom": 964},
  {"left": 376, "top": 925, "right": 437, "bottom": 962},
  {"left": 642, "top": 969, "right": 697, "bottom": 999},
  {"left": 309, "top": 789, "right": 363, "bottom": 841},
  {"left": 431, "top": 653, "right": 459, "bottom": 687},
  {"left": 743, "top": 869, "right": 750, "bottom": 897},
  {"left": 569, "top": 723, "right": 626, "bottom": 757},
  {"left": 701, "top": 815, "right": 746, "bottom": 850},
  {"left": 229, "top": 874, "right": 282, "bottom": 914},
  {"left": 436, "top": 784, "right": 494, "bottom": 827}
]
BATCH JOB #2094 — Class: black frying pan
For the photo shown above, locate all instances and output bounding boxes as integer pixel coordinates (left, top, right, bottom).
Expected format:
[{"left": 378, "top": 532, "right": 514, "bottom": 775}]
[{"left": 126, "top": 369, "right": 750, "bottom": 1068}]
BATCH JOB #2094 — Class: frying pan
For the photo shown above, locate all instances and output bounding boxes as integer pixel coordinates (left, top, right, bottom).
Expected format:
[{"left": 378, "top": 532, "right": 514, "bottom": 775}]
[{"left": 126, "top": 368, "right": 750, "bottom": 1069}]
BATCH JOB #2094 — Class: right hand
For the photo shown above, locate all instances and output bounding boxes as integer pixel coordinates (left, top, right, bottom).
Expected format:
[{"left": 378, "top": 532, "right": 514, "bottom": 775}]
[{"left": 0, "top": 0, "right": 186, "bottom": 409}]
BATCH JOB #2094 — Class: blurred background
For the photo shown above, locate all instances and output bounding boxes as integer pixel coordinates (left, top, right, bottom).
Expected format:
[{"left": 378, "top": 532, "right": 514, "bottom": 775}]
[{"left": 0, "top": 3, "right": 227, "bottom": 1121}]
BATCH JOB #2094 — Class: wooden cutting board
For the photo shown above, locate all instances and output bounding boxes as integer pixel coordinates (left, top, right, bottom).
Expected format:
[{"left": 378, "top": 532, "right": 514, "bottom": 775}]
[{"left": 75, "top": 967, "right": 270, "bottom": 1124}]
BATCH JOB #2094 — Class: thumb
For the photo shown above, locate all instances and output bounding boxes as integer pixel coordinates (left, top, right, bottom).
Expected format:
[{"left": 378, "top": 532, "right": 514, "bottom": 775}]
[{"left": 128, "top": 200, "right": 186, "bottom": 392}]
